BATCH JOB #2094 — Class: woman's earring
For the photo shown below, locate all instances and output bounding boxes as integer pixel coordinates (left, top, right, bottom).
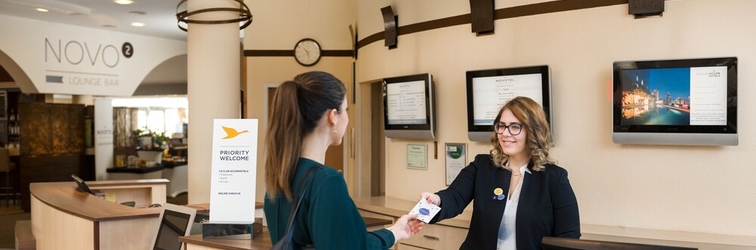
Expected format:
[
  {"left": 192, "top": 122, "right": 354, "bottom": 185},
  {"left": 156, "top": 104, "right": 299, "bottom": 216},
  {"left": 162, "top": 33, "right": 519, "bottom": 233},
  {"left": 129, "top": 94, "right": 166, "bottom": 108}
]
[{"left": 333, "top": 129, "right": 337, "bottom": 134}]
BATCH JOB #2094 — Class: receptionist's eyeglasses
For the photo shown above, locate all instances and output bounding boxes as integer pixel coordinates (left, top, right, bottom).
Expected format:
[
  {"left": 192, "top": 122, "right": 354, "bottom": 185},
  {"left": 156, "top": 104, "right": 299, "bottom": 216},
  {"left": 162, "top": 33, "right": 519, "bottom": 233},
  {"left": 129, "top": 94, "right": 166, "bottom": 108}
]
[{"left": 494, "top": 122, "right": 524, "bottom": 135}]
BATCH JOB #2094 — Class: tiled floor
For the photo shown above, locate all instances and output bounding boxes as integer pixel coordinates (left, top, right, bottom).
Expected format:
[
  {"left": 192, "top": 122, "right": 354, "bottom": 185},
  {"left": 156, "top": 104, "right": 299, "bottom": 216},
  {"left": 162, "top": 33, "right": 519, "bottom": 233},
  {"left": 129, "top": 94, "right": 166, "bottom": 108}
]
[
  {"left": 0, "top": 203, "right": 28, "bottom": 249},
  {"left": 0, "top": 193, "right": 187, "bottom": 249}
]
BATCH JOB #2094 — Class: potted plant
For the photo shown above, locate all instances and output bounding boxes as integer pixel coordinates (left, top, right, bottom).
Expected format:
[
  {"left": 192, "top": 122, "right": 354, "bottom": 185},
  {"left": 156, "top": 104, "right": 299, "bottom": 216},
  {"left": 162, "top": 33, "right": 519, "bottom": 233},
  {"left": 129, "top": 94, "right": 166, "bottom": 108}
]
[
  {"left": 133, "top": 128, "right": 152, "bottom": 150},
  {"left": 133, "top": 128, "right": 171, "bottom": 150}
]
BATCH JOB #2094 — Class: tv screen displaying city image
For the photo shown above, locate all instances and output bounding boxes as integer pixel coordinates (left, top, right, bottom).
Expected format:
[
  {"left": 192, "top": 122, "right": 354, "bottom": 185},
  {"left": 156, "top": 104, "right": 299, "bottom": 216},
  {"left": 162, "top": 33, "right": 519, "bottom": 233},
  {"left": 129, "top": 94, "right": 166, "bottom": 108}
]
[{"left": 612, "top": 57, "right": 737, "bottom": 146}]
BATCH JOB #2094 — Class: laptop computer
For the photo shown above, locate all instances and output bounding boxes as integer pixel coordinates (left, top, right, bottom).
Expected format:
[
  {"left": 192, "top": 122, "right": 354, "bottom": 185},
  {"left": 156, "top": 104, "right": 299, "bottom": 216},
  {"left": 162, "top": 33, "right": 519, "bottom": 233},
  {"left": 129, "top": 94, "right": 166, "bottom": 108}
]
[{"left": 152, "top": 203, "right": 197, "bottom": 250}]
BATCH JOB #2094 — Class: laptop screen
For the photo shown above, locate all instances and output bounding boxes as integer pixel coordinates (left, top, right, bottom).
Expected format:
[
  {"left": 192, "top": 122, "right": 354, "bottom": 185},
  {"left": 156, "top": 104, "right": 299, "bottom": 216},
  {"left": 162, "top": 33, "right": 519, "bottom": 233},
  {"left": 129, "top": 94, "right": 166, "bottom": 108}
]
[{"left": 153, "top": 209, "right": 192, "bottom": 250}]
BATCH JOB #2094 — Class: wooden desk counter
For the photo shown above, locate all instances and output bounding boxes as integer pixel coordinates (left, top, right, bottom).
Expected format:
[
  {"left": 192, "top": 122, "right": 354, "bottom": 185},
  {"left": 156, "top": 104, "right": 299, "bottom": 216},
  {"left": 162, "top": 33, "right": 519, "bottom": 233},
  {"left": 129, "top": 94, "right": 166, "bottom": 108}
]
[
  {"left": 30, "top": 180, "right": 167, "bottom": 250},
  {"left": 181, "top": 228, "right": 272, "bottom": 250},
  {"left": 353, "top": 196, "right": 472, "bottom": 229},
  {"left": 179, "top": 216, "right": 390, "bottom": 250},
  {"left": 106, "top": 165, "right": 165, "bottom": 181},
  {"left": 355, "top": 196, "right": 756, "bottom": 250},
  {"left": 31, "top": 181, "right": 165, "bottom": 221}
]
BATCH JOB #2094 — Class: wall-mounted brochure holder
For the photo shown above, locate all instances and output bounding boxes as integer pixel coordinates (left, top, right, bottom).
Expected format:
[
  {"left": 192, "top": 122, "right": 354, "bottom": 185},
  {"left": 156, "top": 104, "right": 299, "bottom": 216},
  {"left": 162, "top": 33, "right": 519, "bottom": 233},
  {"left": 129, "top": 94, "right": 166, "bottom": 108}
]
[{"left": 380, "top": 5, "right": 398, "bottom": 49}]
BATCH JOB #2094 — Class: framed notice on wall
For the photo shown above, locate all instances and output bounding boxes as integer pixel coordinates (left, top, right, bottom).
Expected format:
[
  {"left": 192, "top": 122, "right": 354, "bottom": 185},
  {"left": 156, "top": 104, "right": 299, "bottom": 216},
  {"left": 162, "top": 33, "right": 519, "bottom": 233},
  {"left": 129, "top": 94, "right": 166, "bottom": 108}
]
[
  {"left": 445, "top": 143, "right": 467, "bottom": 186},
  {"left": 407, "top": 144, "right": 427, "bottom": 170}
]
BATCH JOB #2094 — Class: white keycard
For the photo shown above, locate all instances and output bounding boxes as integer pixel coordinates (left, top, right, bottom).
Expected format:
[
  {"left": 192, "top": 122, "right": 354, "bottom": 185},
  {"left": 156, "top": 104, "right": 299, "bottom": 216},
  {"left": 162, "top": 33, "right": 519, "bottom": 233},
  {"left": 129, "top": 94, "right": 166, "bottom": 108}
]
[{"left": 409, "top": 199, "right": 441, "bottom": 223}]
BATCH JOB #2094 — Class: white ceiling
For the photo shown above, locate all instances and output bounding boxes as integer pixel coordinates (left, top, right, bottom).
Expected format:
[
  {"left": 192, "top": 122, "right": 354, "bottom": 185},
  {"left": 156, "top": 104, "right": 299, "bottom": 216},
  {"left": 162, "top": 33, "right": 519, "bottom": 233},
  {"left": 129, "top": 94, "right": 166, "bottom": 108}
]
[
  {"left": 0, "top": 0, "right": 188, "bottom": 87},
  {"left": 0, "top": 0, "right": 186, "bottom": 40}
]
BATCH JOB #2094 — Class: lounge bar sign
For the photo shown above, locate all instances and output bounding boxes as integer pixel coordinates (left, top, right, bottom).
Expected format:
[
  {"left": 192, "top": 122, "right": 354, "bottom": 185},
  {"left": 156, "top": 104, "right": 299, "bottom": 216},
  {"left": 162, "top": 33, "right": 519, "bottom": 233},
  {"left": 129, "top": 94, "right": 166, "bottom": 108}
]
[
  {"left": 0, "top": 15, "right": 186, "bottom": 96},
  {"left": 43, "top": 38, "right": 127, "bottom": 88}
]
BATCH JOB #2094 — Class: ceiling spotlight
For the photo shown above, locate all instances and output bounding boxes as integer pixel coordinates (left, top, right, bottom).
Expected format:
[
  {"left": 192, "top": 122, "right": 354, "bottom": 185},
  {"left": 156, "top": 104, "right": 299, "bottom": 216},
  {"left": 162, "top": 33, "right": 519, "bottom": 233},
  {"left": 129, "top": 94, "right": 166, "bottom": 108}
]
[
  {"left": 131, "top": 22, "right": 145, "bottom": 27},
  {"left": 3, "top": 0, "right": 91, "bottom": 15},
  {"left": 114, "top": 0, "right": 134, "bottom": 5}
]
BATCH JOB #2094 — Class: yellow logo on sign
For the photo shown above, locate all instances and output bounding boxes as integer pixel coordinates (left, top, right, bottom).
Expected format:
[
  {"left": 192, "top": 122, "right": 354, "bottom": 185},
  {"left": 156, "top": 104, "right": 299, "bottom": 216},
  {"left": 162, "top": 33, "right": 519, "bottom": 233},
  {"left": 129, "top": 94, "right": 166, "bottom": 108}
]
[{"left": 222, "top": 126, "right": 249, "bottom": 139}]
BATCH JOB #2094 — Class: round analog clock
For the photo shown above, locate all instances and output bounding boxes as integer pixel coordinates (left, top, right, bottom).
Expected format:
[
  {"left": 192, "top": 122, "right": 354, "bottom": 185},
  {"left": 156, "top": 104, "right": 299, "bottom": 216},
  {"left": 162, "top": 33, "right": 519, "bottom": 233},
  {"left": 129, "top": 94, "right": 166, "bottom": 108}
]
[{"left": 293, "top": 38, "right": 322, "bottom": 66}]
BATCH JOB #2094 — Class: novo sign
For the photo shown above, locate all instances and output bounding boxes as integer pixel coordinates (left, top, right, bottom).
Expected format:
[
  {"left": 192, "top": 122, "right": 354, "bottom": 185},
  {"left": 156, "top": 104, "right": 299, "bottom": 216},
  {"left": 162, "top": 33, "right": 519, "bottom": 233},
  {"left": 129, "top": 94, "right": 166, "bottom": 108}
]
[
  {"left": 43, "top": 38, "right": 134, "bottom": 87},
  {"left": 95, "top": 124, "right": 113, "bottom": 146}
]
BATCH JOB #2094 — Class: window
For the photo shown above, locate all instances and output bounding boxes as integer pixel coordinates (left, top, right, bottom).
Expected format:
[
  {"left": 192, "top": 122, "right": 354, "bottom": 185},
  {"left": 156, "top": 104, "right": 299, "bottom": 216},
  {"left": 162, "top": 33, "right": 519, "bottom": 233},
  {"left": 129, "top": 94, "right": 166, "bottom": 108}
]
[{"left": 113, "top": 96, "right": 188, "bottom": 137}]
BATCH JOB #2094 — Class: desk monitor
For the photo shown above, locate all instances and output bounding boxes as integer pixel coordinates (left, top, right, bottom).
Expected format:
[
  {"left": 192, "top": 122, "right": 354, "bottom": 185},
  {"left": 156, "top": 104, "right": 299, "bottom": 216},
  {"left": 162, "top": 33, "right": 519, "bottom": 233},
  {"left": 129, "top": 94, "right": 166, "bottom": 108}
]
[
  {"left": 466, "top": 65, "right": 552, "bottom": 141},
  {"left": 542, "top": 237, "right": 698, "bottom": 250},
  {"left": 71, "top": 174, "right": 95, "bottom": 195},
  {"left": 153, "top": 203, "right": 197, "bottom": 250}
]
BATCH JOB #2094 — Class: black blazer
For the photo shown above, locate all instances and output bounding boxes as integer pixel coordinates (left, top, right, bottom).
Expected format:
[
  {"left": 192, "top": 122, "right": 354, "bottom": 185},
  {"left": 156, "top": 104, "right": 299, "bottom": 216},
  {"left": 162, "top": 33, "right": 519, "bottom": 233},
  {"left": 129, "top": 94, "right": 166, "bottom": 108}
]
[{"left": 432, "top": 154, "right": 580, "bottom": 250}]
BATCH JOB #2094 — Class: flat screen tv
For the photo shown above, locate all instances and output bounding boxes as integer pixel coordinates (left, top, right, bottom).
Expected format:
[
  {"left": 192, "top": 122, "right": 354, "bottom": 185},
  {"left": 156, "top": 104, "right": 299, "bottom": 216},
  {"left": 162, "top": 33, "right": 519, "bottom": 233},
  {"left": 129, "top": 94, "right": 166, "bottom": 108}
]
[
  {"left": 541, "top": 236, "right": 697, "bottom": 250},
  {"left": 612, "top": 57, "right": 737, "bottom": 146},
  {"left": 466, "top": 65, "right": 552, "bottom": 141},
  {"left": 383, "top": 73, "right": 436, "bottom": 140}
]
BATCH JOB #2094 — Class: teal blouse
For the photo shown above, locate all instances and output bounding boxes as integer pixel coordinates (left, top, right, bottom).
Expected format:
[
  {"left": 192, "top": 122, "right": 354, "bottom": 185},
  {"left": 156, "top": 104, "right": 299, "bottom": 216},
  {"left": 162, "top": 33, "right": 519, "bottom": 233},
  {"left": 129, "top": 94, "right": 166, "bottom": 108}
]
[{"left": 264, "top": 158, "right": 395, "bottom": 249}]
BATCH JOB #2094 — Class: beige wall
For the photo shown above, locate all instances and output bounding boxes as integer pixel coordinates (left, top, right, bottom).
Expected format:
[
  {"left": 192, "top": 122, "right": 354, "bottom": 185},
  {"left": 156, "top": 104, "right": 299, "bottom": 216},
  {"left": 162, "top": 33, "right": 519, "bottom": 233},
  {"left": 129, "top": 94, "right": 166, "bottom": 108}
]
[
  {"left": 241, "top": 0, "right": 756, "bottom": 238},
  {"left": 246, "top": 0, "right": 356, "bottom": 49},
  {"left": 245, "top": 57, "right": 354, "bottom": 204},
  {"left": 356, "top": 0, "right": 756, "bottom": 237},
  {"left": 244, "top": 0, "right": 357, "bottom": 203}
]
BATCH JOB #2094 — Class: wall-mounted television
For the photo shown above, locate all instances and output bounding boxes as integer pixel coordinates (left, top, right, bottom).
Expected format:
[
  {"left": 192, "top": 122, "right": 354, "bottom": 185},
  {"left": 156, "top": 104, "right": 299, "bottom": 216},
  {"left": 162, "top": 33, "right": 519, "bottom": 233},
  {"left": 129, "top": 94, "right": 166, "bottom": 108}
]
[
  {"left": 383, "top": 73, "right": 436, "bottom": 140},
  {"left": 612, "top": 57, "right": 737, "bottom": 146},
  {"left": 466, "top": 65, "right": 552, "bottom": 141}
]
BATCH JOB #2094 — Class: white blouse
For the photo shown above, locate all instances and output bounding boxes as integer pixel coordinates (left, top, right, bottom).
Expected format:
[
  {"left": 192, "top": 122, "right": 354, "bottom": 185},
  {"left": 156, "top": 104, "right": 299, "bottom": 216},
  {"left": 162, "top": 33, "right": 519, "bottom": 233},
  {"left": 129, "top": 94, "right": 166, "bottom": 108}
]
[{"left": 497, "top": 163, "right": 531, "bottom": 250}]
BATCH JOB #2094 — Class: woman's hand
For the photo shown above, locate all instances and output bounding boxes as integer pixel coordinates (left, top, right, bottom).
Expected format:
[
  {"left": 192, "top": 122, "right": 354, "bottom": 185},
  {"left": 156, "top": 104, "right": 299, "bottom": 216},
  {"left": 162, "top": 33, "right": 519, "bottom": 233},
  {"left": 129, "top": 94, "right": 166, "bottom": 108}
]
[
  {"left": 419, "top": 192, "right": 441, "bottom": 206},
  {"left": 389, "top": 214, "right": 424, "bottom": 242}
]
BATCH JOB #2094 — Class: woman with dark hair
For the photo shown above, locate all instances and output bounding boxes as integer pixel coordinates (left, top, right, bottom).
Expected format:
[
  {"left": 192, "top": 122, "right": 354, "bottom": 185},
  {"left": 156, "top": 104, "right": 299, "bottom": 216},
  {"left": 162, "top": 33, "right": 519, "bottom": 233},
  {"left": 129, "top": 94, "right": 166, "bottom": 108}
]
[
  {"left": 264, "top": 71, "right": 423, "bottom": 249},
  {"left": 419, "top": 96, "right": 580, "bottom": 250}
]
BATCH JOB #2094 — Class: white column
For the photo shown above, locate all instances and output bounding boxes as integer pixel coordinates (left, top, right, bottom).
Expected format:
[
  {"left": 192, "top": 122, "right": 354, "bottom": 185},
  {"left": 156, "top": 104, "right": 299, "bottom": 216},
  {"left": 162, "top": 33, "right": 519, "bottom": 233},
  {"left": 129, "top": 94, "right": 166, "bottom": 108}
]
[
  {"left": 72, "top": 95, "right": 94, "bottom": 106},
  {"left": 74, "top": 95, "right": 95, "bottom": 155},
  {"left": 94, "top": 98, "right": 114, "bottom": 181},
  {"left": 187, "top": 0, "right": 241, "bottom": 204}
]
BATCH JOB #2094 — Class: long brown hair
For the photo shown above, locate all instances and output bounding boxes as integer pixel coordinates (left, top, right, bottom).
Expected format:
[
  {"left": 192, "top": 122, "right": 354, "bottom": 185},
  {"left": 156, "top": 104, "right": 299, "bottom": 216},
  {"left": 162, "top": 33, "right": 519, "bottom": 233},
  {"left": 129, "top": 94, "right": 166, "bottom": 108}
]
[
  {"left": 265, "top": 71, "right": 345, "bottom": 201},
  {"left": 489, "top": 96, "right": 554, "bottom": 171}
]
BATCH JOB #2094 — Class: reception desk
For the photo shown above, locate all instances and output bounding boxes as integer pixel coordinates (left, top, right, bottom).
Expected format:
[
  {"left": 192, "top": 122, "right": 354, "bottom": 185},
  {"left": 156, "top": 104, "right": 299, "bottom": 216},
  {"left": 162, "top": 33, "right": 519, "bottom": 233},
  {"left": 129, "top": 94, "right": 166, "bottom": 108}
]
[
  {"left": 353, "top": 196, "right": 756, "bottom": 250},
  {"left": 106, "top": 161, "right": 188, "bottom": 198},
  {"left": 179, "top": 217, "right": 391, "bottom": 250},
  {"left": 30, "top": 179, "right": 168, "bottom": 250},
  {"left": 106, "top": 165, "right": 164, "bottom": 181},
  {"left": 181, "top": 228, "right": 272, "bottom": 250}
]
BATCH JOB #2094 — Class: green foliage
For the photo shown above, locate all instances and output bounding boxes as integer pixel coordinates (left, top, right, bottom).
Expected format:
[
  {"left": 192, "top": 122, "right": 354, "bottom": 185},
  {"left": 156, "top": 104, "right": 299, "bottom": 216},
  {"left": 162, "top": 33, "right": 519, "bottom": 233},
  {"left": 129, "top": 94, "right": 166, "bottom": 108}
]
[{"left": 133, "top": 127, "right": 170, "bottom": 147}]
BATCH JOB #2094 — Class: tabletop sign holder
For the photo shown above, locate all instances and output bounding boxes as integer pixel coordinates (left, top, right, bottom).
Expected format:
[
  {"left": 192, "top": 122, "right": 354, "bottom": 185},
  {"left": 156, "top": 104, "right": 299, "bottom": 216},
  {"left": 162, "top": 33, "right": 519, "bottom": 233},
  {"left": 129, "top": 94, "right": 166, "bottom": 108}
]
[
  {"left": 201, "top": 218, "right": 263, "bottom": 239},
  {"left": 203, "top": 119, "right": 260, "bottom": 239}
]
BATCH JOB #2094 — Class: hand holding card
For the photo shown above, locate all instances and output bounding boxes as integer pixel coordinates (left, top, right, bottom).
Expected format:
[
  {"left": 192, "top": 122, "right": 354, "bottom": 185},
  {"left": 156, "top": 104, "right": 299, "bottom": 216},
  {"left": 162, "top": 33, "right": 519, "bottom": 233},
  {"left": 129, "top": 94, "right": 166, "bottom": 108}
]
[{"left": 409, "top": 199, "right": 441, "bottom": 223}]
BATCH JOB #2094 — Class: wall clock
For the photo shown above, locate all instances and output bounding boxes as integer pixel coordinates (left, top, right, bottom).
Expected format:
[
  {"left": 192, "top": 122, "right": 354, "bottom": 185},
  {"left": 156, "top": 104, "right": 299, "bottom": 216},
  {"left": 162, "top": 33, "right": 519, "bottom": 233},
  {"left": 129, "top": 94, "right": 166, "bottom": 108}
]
[{"left": 294, "top": 38, "right": 321, "bottom": 66}]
